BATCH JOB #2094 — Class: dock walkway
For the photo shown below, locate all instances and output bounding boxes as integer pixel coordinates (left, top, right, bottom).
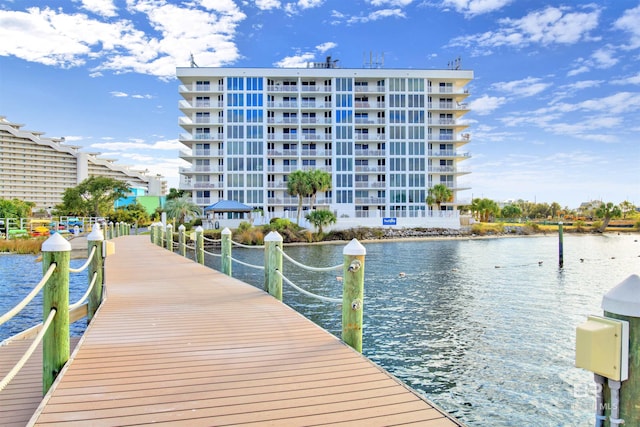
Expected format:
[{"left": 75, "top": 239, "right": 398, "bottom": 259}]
[{"left": 11, "top": 235, "right": 460, "bottom": 426}]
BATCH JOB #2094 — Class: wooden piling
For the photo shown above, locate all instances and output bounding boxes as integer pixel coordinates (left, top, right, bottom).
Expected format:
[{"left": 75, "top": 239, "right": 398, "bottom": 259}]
[
  {"left": 195, "top": 226, "right": 204, "bottom": 265},
  {"left": 86, "top": 224, "right": 104, "bottom": 322},
  {"left": 221, "top": 227, "right": 232, "bottom": 276},
  {"left": 41, "top": 233, "right": 71, "bottom": 394},
  {"left": 264, "top": 231, "right": 283, "bottom": 300},
  {"left": 342, "top": 238, "right": 366, "bottom": 353},
  {"left": 166, "top": 224, "right": 173, "bottom": 252},
  {"left": 602, "top": 274, "right": 640, "bottom": 426},
  {"left": 178, "top": 224, "right": 186, "bottom": 257},
  {"left": 558, "top": 221, "right": 564, "bottom": 268}
]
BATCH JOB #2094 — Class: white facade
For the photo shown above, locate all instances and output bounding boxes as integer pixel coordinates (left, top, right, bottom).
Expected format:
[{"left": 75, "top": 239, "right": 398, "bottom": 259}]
[
  {"left": 0, "top": 116, "right": 167, "bottom": 211},
  {"left": 177, "top": 65, "right": 472, "bottom": 227}
]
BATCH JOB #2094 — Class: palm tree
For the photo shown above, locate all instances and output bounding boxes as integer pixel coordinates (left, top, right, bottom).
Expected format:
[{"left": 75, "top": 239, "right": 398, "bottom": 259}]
[
  {"left": 306, "top": 210, "right": 337, "bottom": 234},
  {"left": 426, "top": 184, "right": 453, "bottom": 210},
  {"left": 595, "top": 202, "right": 622, "bottom": 232},
  {"left": 472, "top": 198, "right": 500, "bottom": 222},
  {"left": 164, "top": 196, "right": 202, "bottom": 225},
  {"left": 308, "top": 169, "right": 332, "bottom": 211},
  {"left": 286, "top": 170, "right": 311, "bottom": 225}
]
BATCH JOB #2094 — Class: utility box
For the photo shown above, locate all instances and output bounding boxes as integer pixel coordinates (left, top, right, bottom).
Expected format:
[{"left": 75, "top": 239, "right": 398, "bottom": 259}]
[{"left": 576, "top": 315, "right": 629, "bottom": 381}]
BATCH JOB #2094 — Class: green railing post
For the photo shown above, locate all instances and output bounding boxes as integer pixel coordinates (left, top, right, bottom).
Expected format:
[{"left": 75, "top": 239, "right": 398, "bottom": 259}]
[
  {"left": 602, "top": 274, "right": 640, "bottom": 426},
  {"left": 178, "top": 224, "right": 186, "bottom": 257},
  {"left": 166, "top": 224, "right": 173, "bottom": 252},
  {"left": 41, "top": 232, "right": 71, "bottom": 395},
  {"left": 115, "top": 222, "right": 120, "bottom": 238},
  {"left": 153, "top": 222, "right": 162, "bottom": 247},
  {"left": 264, "top": 231, "right": 283, "bottom": 300},
  {"left": 558, "top": 221, "right": 564, "bottom": 268},
  {"left": 87, "top": 224, "right": 104, "bottom": 323},
  {"left": 342, "top": 238, "right": 366, "bottom": 353},
  {"left": 221, "top": 227, "right": 232, "bottom": 276},
  {"left": 195, "top": 226, "right": 204, "bottom": 265},
  {"left": 108, "top": 222, "right": 114, "bottom": 239},
  {"left": 149, "top": 223, "right": 154, "bottom": 243}
]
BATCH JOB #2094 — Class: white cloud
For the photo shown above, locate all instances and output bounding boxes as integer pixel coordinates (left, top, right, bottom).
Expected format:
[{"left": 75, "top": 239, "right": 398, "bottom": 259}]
[
  {"left": 491, "top": 77, "right": 551, "bottom": 97},
  {"left": 316, "top": 42, "right": 337, "bottom": 53},
  {"left": 611, "top": 73, "right": 640, "bottom": 85},
  {"left": 441, "top": 0, "right": 513, "bottom": 17},
  {"left": 0, "top": 2, "right": 246, "bottom": 78},
  {"left": 368, "top": 0, "right": 413, "bottom": 6},
  {"left": 81, "top": 0, "right": 117, "bottom": 18},
  {"left": 346, "top": 8, "right": 405, "bottom": 24},
  {"left": 448, "top": 5, "right": 600, "bottom": 52},
  {"left": 255, "top": 0, "right": 282, "bottom": 10},
  {"left": 467, "top": 94, "right": 507, "bottom": 115},
  {"left": 110, "top": 91, "right": 128, "bottom": 97},
  {"left": 614, "top": 4, "right": 640, "bottom": 49}
]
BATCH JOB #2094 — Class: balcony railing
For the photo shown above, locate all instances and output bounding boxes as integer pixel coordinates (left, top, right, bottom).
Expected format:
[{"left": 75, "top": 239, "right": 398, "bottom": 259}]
[
  {"left": 354, "top": 149, "right": 385, "bottom": 157},
  {"left": 428, "top": 102, "right": 469, "bottom": 110},
  {"left": 428, "top": 150, "right": 471, "bottom": 158}
]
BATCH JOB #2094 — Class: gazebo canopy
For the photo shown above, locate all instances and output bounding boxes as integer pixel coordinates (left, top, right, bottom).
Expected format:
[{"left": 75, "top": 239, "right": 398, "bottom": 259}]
[{"left": 204, "top": 200, "right": 253, "bottom": 213}]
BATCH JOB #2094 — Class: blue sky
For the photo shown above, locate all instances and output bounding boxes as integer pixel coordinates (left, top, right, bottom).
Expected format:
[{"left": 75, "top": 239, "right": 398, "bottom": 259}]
[{"left": 1, "top": 0, "right": 639, "bottom": 209}]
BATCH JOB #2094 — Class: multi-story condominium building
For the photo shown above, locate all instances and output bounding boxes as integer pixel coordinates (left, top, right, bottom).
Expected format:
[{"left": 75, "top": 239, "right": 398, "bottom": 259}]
[
  {"left": 0, "top": 116, "right": 167, "bottom": 211},
  {"left": 177, "top": 62, "right": 472, "bottom": 227}
]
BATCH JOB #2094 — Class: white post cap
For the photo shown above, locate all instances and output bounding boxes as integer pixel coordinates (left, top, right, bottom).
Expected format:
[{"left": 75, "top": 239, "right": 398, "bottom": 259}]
[
  {"left": 343, "top": 238, "right": 366, "bottom": 256},
  {"left": 221, "top": 227, "right": 232, "bottom": 235},
  {"left": 178, "top": 224, "right": 186, "bottom": 231},
  {"left": 87, "top": 223, "right": 104, "bottom": 241},
  {"left": 195, "top": 226, "right": 204, "bottom": 232},
  {"left": 602, "top": 274, "right": 640, "bottom": 317},
  {"left": 42, "top": 232, "right": 72, "bottom": 252},
  {"left": 166, "top": 223, "right": 173, "bottom": 229},
  {"left": 264, "top": 231, "right": 283, "bottom": 242}
]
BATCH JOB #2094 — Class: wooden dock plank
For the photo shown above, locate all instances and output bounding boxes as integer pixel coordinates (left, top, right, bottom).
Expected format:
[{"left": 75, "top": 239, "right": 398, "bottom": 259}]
[{"left": 29, "top": 236, "right": 461, "bottom": 426}]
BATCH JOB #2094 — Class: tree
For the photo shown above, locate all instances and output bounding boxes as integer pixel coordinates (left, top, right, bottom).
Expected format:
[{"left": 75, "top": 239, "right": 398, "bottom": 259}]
[
  {"left": 0, "top": 198, "right": 35, "bottom": 218},
  {"left": 305, "top": 210, "right": 336, "bottom": 234},
  {"left": 164, "top": 196, "right": 202, "bottom": 225},
  {"left": 472, "top": 198, "right": 500, "bottom": 222},
  {"left": 108, "top": 202, "right": 151, "bottom": 226},
  {"left": 620, "top": 200, "right": 636, "bottom": 219},
  {"left": 501, "top": 204, "right": 522, "bottom": 219},
  {"left": 307, "top": 169, "right": 332, "bottom": 211},
  {"left": 595, "top": 202, "right": 622, "bottom": 232},
  {"left": 56, "top": 176, "right": 130, "bottom": 217},
  {"left": 426, "top": 184, "right": 453, "bottom": 210},
  {"left": 287, "top": 170, "right": 312, "bottom": 225},
  {"left": 166, "top": 188, "right": 186, "bottom": 201}
]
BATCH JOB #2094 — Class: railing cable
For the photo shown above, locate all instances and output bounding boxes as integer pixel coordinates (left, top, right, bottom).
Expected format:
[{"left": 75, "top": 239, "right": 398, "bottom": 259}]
[
  {"left": 0, "top": 308, "right": 56, "bottom": 392},
  {"left": 229, "top": 255, "right": 264, "bottom": 270},
  {"left": 202, "top": 236, "right": 221, "bottom": 243},
  {"left": 69, "top": 246, "right": 96, "bottom": 273},
  {"left": 276, "top": 270, "right": 341, "bottom": 303},
  {"left": 0, "top": 263, "right": 56, "bottom": 326},
  {"left": 203, "top": 248, "right": 221, "bottom": 258},
  {"left": 276, "top": 247, "right": 342, "bottom": 272},
  {"left": 69, "top": 271, "right": 98, "bottom": 311},
  {"left": 231, "top": 240, "right": 265, "bottom": 249}
]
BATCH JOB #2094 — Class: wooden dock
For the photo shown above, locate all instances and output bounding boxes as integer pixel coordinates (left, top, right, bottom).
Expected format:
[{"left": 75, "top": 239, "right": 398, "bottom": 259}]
[{"left": 7, "top": 235, "right": 461, "bottom": 426}]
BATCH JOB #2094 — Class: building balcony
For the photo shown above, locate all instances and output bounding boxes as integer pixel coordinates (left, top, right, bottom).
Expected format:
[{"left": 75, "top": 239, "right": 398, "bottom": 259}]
[
  {"left": 354, "top": 149, "right": 386, "bottom": 157},
  {"left": 180, "top": 133, "right": 224, "bottom": 142},
  {"left": 179, "top": 84, "right": 224, "bottom": 94},
  {"left": 180, "top": 182, "right": 224, "bottom": 190},
  {"left": 354, "top": 182, "right": 386, "bottom": 188},
  {"left": 266, "top": 149, "right": 299, "bottom": 157},
  {"left": 428, "top": 102, "right": 469, "bottom": 111},
  {"left": 355, "top": 197, "right": 386, "bottom": 204},
  {"left": 428, "top": 150, "right": 471, "bottom": 159},
  {"left": 428, "top": 166, "right": 471, "bottom": 174},
  {"left": 179, "top": 165, "right": 224, "bottom": 174},
  {"left": 179, "top": 117, "right": 224, "bottom": 126},
  {"left": 355, "top": 165, "right": 386, "bottom": 172},
  {"left": 427, "top": 87, "right": 470, "bottom": 95},
  {"left": 354, "top": 86, "right": 386, "bottom": 93},
  {"left": 354, "top": 102, "right": 385, "bottom": 109},
  {"left": 355, "top": 118, "right": 385, "bottom": 125},
  {"left": 178, "top": 100, "right": 224, "bottom": 110},
  {"left": 300, "top": 149, "right": 332, "bottom": 157},
  {"left": 354, "top": 134, "right": 385, "bottom": 141}
]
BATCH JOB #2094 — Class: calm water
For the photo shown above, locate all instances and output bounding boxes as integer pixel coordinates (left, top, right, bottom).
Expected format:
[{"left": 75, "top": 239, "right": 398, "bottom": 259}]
[
  {"left": 0, "top": 255, "right": 88, "bottom": 339},
  {"left": 1, "top": 234, "right": 638, "bottom": 426},
  {"left": 204, "top": 234, "right": 639, "bottom": 427}
]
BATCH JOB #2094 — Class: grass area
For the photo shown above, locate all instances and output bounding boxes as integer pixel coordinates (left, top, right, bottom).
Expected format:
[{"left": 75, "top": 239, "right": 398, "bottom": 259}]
[{"left": 0, "top": 238, "right": 44, "bottom": 254}]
